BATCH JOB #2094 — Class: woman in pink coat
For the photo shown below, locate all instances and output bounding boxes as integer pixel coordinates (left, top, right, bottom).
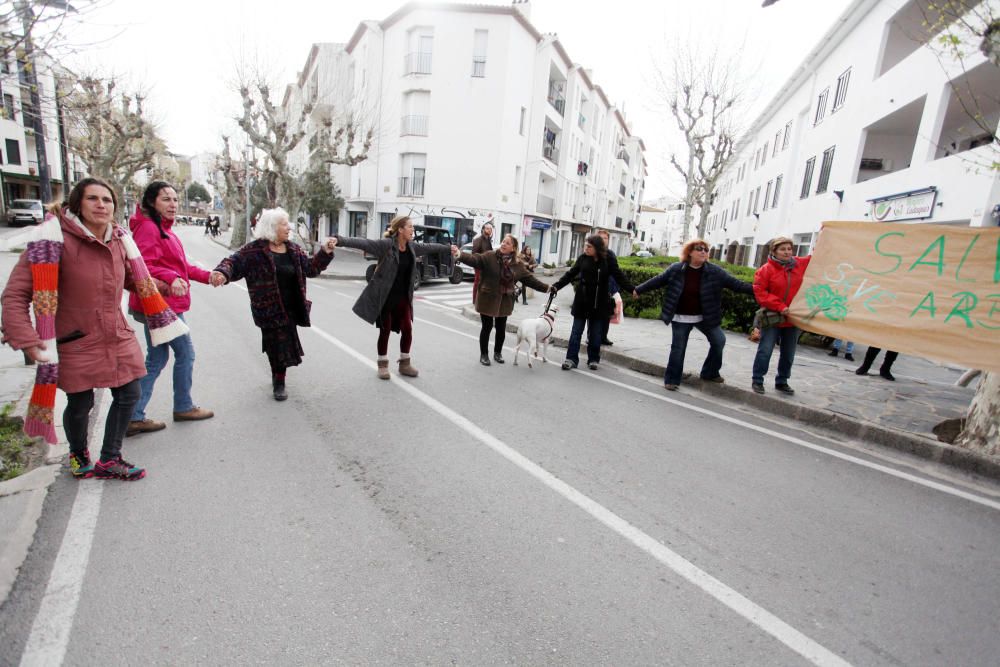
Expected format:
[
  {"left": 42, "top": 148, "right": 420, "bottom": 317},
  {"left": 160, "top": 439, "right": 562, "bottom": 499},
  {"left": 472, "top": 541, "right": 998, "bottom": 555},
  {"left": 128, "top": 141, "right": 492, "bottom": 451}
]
[
  {"left": 1, "top": 178, "right": 148, "bottom": 480},
  {"left": 126, "top": 181, "right": 214, "bottom": 436}
]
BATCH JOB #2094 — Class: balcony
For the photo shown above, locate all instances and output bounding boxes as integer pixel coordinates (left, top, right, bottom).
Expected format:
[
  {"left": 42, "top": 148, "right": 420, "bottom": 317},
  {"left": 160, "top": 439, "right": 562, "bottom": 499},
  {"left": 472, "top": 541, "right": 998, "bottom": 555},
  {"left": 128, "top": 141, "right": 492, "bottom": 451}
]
[
  {"left": 543, "top": 145, "right": 560, "bottom": 165},
  {"left": 404, "top": 52, "right": 433, "bottom": 75},
  {"left": 619, "top": 184, "right": 626, "bottom": 197},
  {"left": 536, "top": 194, "right": 554, "bottom": 215},
  {"left": 617, "top": 150, "right": 631, "bottom": 166},
  {"left": 547, "top": 82, "right": 565, "bottom": 116},
  {"left": 399, "top": 174, "right": 425, "bottom": 197},
  {"left": 400, "top": 115, "right": 429, "bottom": 136}
]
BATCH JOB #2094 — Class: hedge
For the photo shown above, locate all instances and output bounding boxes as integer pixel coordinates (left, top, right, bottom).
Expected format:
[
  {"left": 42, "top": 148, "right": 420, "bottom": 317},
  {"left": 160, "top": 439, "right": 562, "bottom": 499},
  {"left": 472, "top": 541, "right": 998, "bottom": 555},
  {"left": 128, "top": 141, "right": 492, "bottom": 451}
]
[{"left": 616, "top": 256, "right": 759, "bottom": 333}]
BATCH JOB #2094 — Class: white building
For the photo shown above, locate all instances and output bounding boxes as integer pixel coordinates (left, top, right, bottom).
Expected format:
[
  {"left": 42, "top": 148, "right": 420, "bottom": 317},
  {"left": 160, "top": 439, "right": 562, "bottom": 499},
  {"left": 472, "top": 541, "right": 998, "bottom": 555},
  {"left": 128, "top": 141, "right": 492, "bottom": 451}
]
[
  {"left": 0, "top": 49, "right": 82, "bottom": 209},
  {"left": 637, "top": 196, "right": 688, "bottom": 256},
  {"left": 281, "top": 1, "right": 647, "bottom": 265},
  {"left": 704, "top": 0, "right": 1000, "bottom": 267}
]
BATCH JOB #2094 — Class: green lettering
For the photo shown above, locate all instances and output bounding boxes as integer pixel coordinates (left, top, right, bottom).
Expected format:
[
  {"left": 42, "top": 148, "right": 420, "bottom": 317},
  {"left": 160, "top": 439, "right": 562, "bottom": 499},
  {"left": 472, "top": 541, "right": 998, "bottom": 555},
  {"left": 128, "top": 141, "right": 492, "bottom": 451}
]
[
  {"left": 944, "top": 292, "right": 977, "bottom": 328},
  {"left": 995, "top": 237, "right": 1000, "bottom": 284},
  {"left": 954, "top": 234, "right": 980, "bottom": 283},
  {"left": 976, "top": 293, "right": 1000, "bottom": 330},
  {"left": 910, "top": 291, "right": 937, "bottom": 319},
  {"left": 908, "top": 235, "right": 946, "bottom": 276},
  {"left": 866, "top": 232, "right": 905, "bottom": 275},
  {"left": 863, "top": 291, "right": 895, "bottom": 313}
]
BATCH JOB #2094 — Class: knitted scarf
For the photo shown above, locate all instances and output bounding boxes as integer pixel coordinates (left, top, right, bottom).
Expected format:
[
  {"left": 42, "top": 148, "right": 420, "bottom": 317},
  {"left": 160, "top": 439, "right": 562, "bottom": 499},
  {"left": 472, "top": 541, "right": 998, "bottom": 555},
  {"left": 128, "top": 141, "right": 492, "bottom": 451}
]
[
  {"left": 499, "top": 252, "right": 516, "bottom": 295},
  {"left": 23, "top": 213, "right": 189, "bottom": 444},
  {"left": 769, "top": 253, "right": 798, "bottom": 270}
]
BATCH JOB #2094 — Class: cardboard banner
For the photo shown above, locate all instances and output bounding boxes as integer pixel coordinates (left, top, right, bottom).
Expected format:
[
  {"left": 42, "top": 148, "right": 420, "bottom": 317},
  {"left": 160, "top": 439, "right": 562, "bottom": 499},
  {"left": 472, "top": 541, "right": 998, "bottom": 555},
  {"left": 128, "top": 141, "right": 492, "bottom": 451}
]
[{"left": 788, "top": 221, "right": 1000, "bottom": 373}]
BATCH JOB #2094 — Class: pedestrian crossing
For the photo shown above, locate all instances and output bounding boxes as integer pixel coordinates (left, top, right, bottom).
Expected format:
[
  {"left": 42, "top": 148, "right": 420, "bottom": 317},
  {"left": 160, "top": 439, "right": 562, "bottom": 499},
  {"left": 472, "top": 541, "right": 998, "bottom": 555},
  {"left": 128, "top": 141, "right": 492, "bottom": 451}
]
[{"left": 415, "top": 283, "right": 474, "bottom": 310}]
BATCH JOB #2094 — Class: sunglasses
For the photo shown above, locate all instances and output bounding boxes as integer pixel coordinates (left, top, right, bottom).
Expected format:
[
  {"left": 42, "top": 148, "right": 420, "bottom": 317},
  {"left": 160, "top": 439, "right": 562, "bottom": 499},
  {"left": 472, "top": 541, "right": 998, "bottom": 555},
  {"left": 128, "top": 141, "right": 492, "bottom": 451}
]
[{"left": 692, "top": 245, "right": 709, "bottom": 252}]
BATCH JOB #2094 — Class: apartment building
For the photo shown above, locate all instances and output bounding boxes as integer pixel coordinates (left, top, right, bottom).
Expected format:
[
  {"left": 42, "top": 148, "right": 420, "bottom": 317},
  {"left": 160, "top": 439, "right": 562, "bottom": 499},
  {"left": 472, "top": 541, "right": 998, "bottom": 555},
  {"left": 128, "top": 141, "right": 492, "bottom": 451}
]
[
  {"left": 704, "top": 0, "right": 1000, "bottom": 267},
  {"left": 0, "top": 47, "right": 81, "bottom": 210},
  {"left": 637, "top": 196, "right": 688, "bottom": 255},
  {"left": 281, "top": 1, "right": 646, "bottom": 265}
]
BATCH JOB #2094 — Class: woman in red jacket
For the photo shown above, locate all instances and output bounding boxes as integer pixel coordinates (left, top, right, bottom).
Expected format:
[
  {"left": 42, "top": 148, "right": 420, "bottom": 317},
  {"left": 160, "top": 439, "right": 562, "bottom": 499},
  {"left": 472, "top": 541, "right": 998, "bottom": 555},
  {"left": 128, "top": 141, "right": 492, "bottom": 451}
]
[
  {"left": 126, "top": 181, "right": 213, "bottom": 435},
  {"left": 751, "top": 236, "right": 811, "bottom": 395},
  {"left": 1, "top": 179, "right": 150, "bottom": 480}
]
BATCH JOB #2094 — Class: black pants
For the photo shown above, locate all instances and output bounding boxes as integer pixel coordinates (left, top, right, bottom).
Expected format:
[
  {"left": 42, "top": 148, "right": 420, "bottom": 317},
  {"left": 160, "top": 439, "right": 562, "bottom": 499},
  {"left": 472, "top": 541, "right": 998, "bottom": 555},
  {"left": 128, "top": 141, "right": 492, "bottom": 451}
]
[
  {"left": 479, "top": 315, "right": 507, "bottom": 355},
  {"left": 860, "top": 347, "right": 898, "bottom": 372},
  {"left": 64, "top": 380, "right": 141, "bottom": 461}
]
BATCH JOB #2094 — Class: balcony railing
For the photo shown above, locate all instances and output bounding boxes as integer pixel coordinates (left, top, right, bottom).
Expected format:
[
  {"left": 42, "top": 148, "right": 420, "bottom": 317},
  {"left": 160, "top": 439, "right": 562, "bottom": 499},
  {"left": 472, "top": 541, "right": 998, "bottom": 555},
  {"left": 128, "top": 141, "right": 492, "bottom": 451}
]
[
  {"left": 400, "top": 115, "right": 429, "bottom": 136},
  {"left": 404, "top": 52, "right": 433, "bottom": 75},
  {"left": 543, "top": 145, "right": 560, "bottom": 164},
  {"left": 617, "top": 150, "right": 631, "bottom": 166},
  {"left": 547, "top": 82, "right": 565, "bottom": 116},
  {"left": 536, "top": 194, "right": 554, "bottom": 215},
  {"left": 399, "top": 174, "right": 425, "bottom": 197}
]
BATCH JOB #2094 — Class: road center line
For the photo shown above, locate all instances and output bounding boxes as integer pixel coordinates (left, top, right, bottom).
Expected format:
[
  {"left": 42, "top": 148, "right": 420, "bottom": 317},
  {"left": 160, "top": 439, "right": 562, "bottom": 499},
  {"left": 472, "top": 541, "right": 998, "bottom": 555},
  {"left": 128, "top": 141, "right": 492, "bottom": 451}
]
[
  {"left": 409, "top": 316, "right": 1000, "bottom": 512},
  {"left": 20, "top": 390, "right": 111, "bottom": 667},
  {"left": 308, "top": 324, "right": 851, "bottom": 667}
]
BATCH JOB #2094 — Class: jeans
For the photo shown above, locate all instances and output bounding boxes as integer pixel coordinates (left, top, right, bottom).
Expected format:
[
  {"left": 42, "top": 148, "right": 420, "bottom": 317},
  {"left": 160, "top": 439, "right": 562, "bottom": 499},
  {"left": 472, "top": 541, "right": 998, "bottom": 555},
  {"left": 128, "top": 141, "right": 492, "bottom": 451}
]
[
  {"left": 131, "top": 313, "right": 195, "bottom": 420},
  {"left": 832, "top": 339, "right": 854, "bottom": 354},
  {"left": 665, "top": 321, "right": 727, "bottom": 385},
  {"left": 65, "top": 380, "right": 141, "bottom": 461},
  {"left": 566, "top": 317, "right": 604, "bottom": 365},
  {"left": 752, "top": 325, "right": 799, "bottom": 386}
]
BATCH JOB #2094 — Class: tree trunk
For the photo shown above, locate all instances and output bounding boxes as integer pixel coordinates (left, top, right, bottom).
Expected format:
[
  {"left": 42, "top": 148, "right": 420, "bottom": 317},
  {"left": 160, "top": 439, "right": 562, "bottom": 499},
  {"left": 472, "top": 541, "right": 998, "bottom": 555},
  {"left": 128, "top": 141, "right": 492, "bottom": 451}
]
[
  {"left": 230, "top": 211, "right": 249, "bottom": 249},
  {"left": 955, "top": 371, "right": 999, "bottom": 457}
]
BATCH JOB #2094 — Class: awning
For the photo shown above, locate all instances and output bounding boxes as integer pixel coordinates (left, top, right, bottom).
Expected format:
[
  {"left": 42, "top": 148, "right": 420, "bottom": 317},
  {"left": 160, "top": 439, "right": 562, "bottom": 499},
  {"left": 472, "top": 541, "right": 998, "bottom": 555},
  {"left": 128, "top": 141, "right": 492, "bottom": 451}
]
[
  {"left": 572, "top": 223, "right": 591, "bottom": 234},
  {"left": 1, "top": 170, "right": 63, "bottom": 184}
]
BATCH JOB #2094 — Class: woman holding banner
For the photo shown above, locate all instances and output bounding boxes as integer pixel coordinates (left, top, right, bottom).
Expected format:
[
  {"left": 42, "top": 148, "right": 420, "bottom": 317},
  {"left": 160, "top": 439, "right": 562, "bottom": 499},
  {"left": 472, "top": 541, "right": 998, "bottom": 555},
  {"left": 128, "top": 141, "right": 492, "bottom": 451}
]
[{"left": 751, "top": 237, "right": 811, "bottom": 395}]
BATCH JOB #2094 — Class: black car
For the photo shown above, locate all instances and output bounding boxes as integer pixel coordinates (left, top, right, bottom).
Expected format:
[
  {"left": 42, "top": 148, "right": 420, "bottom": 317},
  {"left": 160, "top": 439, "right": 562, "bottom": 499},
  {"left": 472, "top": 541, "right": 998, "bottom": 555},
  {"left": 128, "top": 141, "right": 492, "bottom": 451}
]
[{"left": 364, "top": 224, "right": 463, "bottom": 290}]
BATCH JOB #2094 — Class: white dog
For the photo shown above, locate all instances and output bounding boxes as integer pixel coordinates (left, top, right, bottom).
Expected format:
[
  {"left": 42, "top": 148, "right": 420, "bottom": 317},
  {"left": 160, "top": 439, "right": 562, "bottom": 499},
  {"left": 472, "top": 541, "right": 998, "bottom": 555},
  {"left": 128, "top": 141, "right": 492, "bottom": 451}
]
[{"left": 513, "top": 305, "right": 559, "bottom": 368}]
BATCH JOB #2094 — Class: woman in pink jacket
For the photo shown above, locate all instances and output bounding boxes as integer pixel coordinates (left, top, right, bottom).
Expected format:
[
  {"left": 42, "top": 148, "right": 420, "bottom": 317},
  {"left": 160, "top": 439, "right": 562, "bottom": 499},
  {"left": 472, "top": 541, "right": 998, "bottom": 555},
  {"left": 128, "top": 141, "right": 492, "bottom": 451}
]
[
  {"left": 126, "top": 181, "right": 213, "bottom": 435},
  {"left": 1, "top": 178, "right": 148, "bottom": 480}
]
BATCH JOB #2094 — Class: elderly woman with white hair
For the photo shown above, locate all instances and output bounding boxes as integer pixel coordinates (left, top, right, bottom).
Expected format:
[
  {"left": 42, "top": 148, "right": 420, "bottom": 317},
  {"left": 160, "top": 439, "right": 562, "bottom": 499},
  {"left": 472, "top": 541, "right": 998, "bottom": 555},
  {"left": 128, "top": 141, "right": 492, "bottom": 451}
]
[{"left": 210, "top": 208, "right": 336, "bottom": 401}]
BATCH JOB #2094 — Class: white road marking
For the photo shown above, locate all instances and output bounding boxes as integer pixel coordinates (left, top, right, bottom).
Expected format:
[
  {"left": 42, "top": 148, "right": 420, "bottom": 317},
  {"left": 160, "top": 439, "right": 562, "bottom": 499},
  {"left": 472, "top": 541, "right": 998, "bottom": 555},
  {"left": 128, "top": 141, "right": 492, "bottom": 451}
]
[
  {"left": 410, "top": 317, "right": 1000, "bottom": 512},
  {"left": 19, "top": 391, "right": 111, "bottom": 667},
  {"left": 307, "top": 324, "right": 851, "bottom": 667}
]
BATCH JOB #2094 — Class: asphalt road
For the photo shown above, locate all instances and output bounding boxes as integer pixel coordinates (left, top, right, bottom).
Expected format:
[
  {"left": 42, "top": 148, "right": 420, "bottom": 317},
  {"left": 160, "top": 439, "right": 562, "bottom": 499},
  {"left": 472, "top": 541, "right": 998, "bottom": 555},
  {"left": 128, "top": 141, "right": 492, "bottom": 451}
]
[{"left": 2, "top": 227, "right": 999, "bottom": 666}]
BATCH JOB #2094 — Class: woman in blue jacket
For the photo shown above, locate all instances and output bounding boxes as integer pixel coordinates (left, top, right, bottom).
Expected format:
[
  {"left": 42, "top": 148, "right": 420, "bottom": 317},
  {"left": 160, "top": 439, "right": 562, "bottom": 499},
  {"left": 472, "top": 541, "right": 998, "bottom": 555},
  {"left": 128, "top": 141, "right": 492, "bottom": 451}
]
[{"left": 633, "top": 239, "right": 753, "bottom": 390}]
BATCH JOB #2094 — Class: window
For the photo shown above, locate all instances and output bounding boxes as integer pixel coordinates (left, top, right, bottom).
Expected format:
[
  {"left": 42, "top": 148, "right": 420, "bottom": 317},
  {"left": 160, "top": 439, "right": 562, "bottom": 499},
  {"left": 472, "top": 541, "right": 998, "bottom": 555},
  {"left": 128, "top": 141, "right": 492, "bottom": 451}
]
[
  {"left": 773, "top": 132, "right": 781, "bottom": 157},
  {"left": 2, "top": 93, "right": 13, "bottom": 121},
  {"left": 772, "top": 175, "right": 783, "bottom": 208},
  {"left": 833, "top": 68, "right": 851, "bottom": 111},
  {"left": 405, "top": 29, "right": 433, "bottom": 75},
  {"left": 518, "top": 107, "right": 526, "bottom": 135},
  {"left": 816, "top": 146, "right": 835, "bottom": 194},
  {"left": 783, "top": 120, "right": 792, "bottom": 149},
  {"left": 753, "top": 186, "right": 762, "bottom": 213},
  {"left": 5, "top": 138, "right": 20, "bottom": 165},
  {"left": 399, "top": 153, "right": 426, "bottom": 196},
  {"left": 549, "top": 229, "right": 559, "bottom": 253},
  {"left": 472, "top": 29, "right": 487, "bottom": 77},
  {"left": 763, "top": 180, "right": 773, "bottom": 211},
  {"left": 800, "top": 157, "right": 815, "bottom": 198},
  {"left": 400, "top": 90, "right": 430, "bottom": 136},
  {"left": 814, "top": 88, "right": 829, "bottom": 124},
  {"left": 761, "top": 142, "right": 768, "bottom": 166},
  {"left": 746, "top": 193, "right": 754, "bottom": 216},
  {"left": 514, "top": 166, "right": 521, "bottom": 193}
]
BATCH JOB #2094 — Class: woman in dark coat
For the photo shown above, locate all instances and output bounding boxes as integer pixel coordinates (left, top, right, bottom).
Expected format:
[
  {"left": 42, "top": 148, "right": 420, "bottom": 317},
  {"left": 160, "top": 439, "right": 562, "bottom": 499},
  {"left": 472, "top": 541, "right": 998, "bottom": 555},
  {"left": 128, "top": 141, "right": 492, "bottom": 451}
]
[
  {"left": 331, "top": 215, "right": 456, "bottom": 380},
  {"left": 550, "top": 234, "right": 634, "bottom": 371},
  {"left": 633, "top": 238, "right": 753, "bottom": 390},
  {"left": 211, "top": 207, "right": 336, "bottom": 401},
  {"left": 459, "top": 234, "right": 551, "bottom": 366}
]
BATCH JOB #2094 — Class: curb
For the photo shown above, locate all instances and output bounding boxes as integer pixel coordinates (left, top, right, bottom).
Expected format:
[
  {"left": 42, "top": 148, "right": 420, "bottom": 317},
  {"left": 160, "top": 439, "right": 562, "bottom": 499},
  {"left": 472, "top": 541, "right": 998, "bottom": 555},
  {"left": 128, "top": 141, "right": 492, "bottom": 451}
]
[{"left": 459, "top": 306, "right": 1000, "bottom": 481}]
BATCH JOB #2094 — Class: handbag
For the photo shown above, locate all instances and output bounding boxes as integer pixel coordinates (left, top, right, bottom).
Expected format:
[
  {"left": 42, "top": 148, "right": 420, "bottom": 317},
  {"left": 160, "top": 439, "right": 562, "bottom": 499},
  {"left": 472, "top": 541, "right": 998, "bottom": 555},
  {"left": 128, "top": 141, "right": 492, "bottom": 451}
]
[{"left": 753, "top": 267, "right": 793, "bottom": 330}]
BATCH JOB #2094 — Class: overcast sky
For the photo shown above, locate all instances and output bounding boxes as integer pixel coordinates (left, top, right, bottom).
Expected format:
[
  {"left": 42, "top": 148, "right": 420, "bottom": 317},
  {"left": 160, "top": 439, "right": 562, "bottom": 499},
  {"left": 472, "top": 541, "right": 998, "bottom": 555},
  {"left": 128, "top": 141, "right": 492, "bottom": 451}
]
[{"left": 64, "top": 0, "right": 855, "bottom": 198}]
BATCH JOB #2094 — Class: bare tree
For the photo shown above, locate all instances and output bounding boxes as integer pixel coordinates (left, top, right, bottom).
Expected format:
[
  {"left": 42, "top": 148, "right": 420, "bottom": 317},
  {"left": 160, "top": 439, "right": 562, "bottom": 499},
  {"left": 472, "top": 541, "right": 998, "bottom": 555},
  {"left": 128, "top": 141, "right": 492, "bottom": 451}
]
[
  {"left": 212, "top": 135, "right": 256, "bottom": 248},
  {"left": 653, "top": 42, "right": 747, "bottom": 242},
  {"left": 60, "top": 72, "right": 165, "bottom": 208},
  {"left": 0, "top": 0, "right": 104, "bottom": 62}
]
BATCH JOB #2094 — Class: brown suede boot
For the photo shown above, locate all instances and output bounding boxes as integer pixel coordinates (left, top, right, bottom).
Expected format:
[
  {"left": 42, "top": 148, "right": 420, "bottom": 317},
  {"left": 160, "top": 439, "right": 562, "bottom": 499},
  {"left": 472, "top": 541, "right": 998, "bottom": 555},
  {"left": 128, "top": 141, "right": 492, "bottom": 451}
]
[
  {"left": 377, "top": 359, "right": 390, "bottom": 380},
  {"left": 397, "top": 357, "right": 419, "bottom": 377}
]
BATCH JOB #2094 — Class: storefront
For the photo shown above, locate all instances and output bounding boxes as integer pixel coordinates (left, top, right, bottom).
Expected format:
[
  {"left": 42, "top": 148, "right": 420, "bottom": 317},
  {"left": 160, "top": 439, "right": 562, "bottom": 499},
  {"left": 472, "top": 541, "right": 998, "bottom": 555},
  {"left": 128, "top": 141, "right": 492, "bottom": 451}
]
[
  {"left": 348, "top": 211, "right": 368, "bottom": 238},
  {"left": 424, "top": 215, "right": 475, "bottom": 245},
  {"left": 521, "top": 216, "right": 551, "bottom": 260}
]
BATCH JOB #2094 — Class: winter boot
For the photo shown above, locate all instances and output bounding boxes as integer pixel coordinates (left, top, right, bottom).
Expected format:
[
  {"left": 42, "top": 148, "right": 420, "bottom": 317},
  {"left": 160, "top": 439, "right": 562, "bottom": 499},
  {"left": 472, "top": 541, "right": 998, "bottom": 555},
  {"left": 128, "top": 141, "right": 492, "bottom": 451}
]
[
  {"left": 377, "top": 358, "right": 390, "bottom": 380},
  {"left": 398, "top": 356, "right": 419, "bottom": 377}
]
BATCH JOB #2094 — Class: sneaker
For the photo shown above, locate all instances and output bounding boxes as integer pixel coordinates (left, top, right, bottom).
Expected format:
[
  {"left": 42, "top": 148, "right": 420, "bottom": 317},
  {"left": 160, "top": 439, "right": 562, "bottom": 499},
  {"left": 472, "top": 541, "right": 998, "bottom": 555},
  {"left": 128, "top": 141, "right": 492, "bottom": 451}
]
[
  {"left": 126, "top": 419, "right": 166, "bottom": 437},
  {"left": 587, "top": 362, "right": 599, "bottom": 370},
  {"left": 561, "top": 360, "right": 577, "bottom": 370},
  {"left": 775, "top": 384, "right": 795, "bottom": 395},
  {"left": 751, "top": 383, "right": 765, "bottom": 394},
  {"left": 828, "top": 349, "right": 839, "bottom": 357},
  {"left": 68, "top": 451, "right": 94, "bottom": 479},
  {"left": 94, "top": 457, "right": 145, "bottom": 481},
  {"left": 664, "top": 384, "right": 678, "bottom": 391},
  {"left": 845, "top": 353, "right": 855, "bottom": 362},
  {"left": 173, "top": 407, "right": 214, "bottom": 422},
  {"left": 702, "top": 375, "right": 725, "bottom": 384}
]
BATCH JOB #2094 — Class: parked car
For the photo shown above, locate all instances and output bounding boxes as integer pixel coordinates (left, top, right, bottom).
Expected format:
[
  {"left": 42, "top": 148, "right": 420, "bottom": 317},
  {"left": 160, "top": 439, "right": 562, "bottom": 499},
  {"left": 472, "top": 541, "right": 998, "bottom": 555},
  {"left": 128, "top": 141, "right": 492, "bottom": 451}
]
[
  {"left": 634, "top": 249, "right": 653, "bottom": 258},
  {"left": 458, "top": 243, "right": 476, "bottom": 278},
  {"left": 6, "top": 199, "right": 44, "bottom": 227},
  {"left": 363, "top": 223, "right": 464, "bottom": 290}
]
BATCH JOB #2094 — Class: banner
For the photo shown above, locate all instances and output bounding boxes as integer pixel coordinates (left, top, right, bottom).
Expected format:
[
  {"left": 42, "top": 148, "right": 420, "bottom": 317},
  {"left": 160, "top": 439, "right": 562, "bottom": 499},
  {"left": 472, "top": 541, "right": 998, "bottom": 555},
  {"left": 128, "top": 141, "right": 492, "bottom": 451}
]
[{"left": 788, "top": 221, "right": 1000, "bottom": 373}]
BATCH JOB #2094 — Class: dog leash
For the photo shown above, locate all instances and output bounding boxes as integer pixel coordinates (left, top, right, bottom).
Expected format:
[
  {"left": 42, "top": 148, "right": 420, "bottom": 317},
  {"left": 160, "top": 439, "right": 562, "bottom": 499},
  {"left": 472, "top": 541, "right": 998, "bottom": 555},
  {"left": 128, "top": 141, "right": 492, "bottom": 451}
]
[{"left": 542, "top": 291, "right": 555, "bottom": 315}]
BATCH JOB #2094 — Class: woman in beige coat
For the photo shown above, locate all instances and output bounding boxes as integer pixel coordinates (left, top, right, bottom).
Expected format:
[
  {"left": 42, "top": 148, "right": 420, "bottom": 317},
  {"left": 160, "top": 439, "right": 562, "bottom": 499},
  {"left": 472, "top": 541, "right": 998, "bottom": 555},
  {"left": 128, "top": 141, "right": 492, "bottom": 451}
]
[{"left": 458, "top": 234, "right": 551, "bottom": 366}]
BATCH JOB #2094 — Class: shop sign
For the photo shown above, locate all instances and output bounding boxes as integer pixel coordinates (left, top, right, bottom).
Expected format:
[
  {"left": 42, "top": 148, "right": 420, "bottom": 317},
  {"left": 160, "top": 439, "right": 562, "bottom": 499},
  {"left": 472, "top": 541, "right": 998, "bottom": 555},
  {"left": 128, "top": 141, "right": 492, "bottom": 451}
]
[{"left": 868, "top": 187, "right": 937, "bottom": 222}]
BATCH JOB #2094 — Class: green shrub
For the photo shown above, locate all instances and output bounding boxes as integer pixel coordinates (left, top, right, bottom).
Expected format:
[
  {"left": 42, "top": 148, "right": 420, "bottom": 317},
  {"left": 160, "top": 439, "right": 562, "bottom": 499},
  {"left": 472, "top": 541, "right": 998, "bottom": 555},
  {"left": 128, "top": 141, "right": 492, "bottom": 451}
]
[
  {"left": 619, "top": 259, "right": 759, "bottom": 332},
  {"left": 0, "top": 403, "right": 32, "bottom": 481},
  {"left": 565, "top": 259, "right": 574, "bottom": 268}
]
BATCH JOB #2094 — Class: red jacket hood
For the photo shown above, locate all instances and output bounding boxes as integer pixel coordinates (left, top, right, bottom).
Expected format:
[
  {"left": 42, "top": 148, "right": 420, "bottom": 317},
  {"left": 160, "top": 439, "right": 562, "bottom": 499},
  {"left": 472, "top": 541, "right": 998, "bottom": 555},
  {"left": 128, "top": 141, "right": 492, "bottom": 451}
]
[{"left": 129, "top": 208, "right": 174, "bottom": 233}]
